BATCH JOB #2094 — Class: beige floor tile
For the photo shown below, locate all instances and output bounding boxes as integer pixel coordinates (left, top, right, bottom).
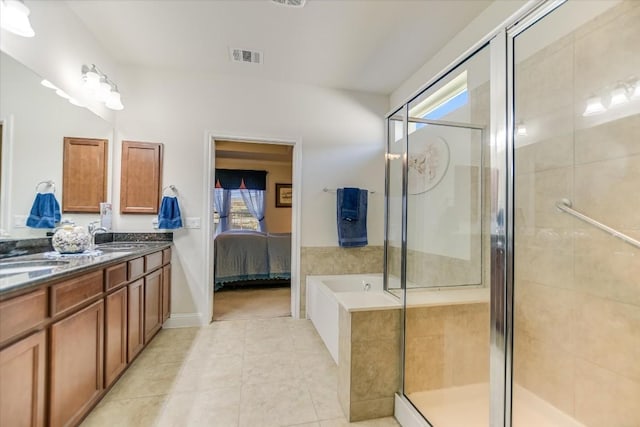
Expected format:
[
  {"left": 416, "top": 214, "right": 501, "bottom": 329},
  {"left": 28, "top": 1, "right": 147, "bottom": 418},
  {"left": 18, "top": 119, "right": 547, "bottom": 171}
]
[
  {"left": 319, "top": 417, "right": 400, "bottom": 427},
  {"left": 80, "top": 395, "right": 167, "bottom": 427},
  {"left": 186, "top": 336, "right": 245, "bottom": 360},
  {"left": 173, "top": 354, "right": 243, "bottom": 392},
  {"left": 307, "top": 381, "right": 345, "bottom": 420},
  {"left": 157, "top": 387, "right": 241, "bottom": 427},
  {"left": 105, "top": 362, "right": 183, "bottom": 401},
  {"left": 245, "top": 333, "right": 296, "bottom": 355},
  {"left": 242, "top": 351, "right": 302, "bottom": 385},
  {"left": 239, "top": 380, "right": 318, "bottom": 427}
]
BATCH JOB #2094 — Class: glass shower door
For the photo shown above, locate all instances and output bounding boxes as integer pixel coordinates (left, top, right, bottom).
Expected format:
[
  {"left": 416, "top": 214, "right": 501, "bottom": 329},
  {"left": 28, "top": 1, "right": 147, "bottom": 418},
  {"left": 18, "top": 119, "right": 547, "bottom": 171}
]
[
  {"left": 511, "top": 1, "right": 640, "bottom": 426},
  {"left": 401, "top": 44, "right": 492, "bottom": 427}
]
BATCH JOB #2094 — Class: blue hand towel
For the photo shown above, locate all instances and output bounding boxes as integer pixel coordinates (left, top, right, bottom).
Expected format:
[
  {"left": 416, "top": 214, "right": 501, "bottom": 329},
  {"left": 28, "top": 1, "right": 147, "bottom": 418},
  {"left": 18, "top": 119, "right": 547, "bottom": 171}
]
[
  {"left": 337, "top": 188, "right": 367, "bottom": 247},
  {"left": 26, "top": 193, "right": 61, "bottom": 229},
  {"left": 158, "top": 196, "right": 183, "bottom": 229},
  {"left": 340, "top": 187, "right": 360, "bottom": 221}
]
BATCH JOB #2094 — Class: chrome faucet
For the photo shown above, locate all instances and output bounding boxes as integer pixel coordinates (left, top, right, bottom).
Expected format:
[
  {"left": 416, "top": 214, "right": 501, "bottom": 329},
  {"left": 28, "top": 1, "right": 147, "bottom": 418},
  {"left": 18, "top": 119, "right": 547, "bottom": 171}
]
[{"left": 88, "top": 221, "right": 108, "bottom": 249}]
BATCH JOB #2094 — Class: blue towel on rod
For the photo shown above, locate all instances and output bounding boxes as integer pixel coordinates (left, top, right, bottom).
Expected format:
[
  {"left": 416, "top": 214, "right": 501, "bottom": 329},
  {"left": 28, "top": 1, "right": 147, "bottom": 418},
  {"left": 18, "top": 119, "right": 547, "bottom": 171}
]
[
  {"left": 26, "top": 193, "right": 61, "bottom": 229},
  {"left": 337, "top": 188, "right": 368, "bottom": 247},
  {"left": 340, "top": 187, "right": 360, "bottom": 221},
  {"left": 158, "top": 196, "right": 183, "bottom": 229}
]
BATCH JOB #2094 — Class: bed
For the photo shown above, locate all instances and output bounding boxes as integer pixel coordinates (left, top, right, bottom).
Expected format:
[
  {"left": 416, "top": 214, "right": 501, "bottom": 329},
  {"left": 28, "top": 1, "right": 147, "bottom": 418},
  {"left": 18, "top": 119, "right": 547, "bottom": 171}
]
[{"left": 214, "top": 230, "right": 291, "bottom": 290}]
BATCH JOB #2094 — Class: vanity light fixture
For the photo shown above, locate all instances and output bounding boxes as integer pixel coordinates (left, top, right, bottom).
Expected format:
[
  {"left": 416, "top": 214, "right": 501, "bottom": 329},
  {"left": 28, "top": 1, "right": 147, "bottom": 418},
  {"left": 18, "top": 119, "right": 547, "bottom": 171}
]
[
  {"left": 0, "top": 0, "right": 35, "bottom": 37},
  {"left": 81, "top": 64, "right": 124, "bottom": 111},
  {"left": 609, "top": 82, "right": 629, "bottom": 107},
  {"left": 582, "top": 95, "right": 606, "bottom": 117}
]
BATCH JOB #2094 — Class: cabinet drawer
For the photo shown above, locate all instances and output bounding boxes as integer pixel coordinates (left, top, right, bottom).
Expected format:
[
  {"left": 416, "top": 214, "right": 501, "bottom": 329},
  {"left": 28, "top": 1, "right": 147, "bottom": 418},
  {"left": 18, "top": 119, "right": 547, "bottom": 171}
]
[
  {"left": 0, "top": 289, "right": 47, "bottom": 345},
  {"left": 145, "top": 251, "right": 163, "bottom": 272},
  {"left": 127, "top": 257, "right": 144, "bottom": 281},
  {"left": 105, "top": 262, "right": 127, "bottom": 291},
  {"left": 162, "top": 248, "right": 171, "bottom": 265},
  {"left": 51, "top": 271, "right": 103, "bottom": 317}
]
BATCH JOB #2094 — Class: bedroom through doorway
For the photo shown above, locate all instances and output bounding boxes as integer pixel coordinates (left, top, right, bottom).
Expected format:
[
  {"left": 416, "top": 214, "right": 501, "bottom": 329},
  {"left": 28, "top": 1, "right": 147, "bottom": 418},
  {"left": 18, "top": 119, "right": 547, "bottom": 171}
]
[{"left": 211, "top": 140, "right": 293, "bottom": 321}]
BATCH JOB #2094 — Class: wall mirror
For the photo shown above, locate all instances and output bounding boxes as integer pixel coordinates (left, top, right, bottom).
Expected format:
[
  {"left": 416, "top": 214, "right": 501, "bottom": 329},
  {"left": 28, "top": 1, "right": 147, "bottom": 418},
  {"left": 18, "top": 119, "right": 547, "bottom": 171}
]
[{"left": 0, "top": 51, "right": 114, "bottom": 238}]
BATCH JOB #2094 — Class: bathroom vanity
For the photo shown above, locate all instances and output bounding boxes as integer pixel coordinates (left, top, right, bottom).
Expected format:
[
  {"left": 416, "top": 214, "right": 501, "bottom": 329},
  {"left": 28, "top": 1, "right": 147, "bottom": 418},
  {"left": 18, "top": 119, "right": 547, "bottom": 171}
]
[{"left": 0, "top": 238, "right": 172, "bottom": 427}]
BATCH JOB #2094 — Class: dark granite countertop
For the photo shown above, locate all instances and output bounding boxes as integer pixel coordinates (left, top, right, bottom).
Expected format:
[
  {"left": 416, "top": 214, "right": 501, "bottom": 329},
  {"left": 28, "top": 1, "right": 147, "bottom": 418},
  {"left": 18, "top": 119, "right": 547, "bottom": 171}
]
[{"left": 0, "top": 233, "right": 172, "bottom": 299}]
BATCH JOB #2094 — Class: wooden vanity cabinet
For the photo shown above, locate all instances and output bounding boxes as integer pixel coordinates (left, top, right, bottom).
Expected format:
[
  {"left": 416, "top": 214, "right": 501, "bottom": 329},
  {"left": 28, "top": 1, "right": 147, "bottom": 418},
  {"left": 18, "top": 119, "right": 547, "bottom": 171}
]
[
  {"left": 120, "top": 141, "right": 163, "bottom": 214},
  {"left": 0, "top": 330, "right": 46, "bottom": 427},
  {"left": 144, "top": 269, "right": 163, "bottom": 343},
  {"left": 127, "top": 278, "right": 145, "bottom": 362},
  {"left": 0, "top": 247, "right": 172, "bottom": 427},
  {"left": 105, "top": 287, "right": 127, "bottom": 387},
  {"left": 50, "top": 300, "right": 104, "bottom": 427}
]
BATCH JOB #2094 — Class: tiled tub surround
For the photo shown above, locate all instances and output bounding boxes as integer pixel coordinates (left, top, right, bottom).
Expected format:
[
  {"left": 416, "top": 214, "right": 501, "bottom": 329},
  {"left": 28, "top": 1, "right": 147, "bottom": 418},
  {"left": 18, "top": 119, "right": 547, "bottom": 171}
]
[
  {"left": 300, "top": 246, "right": 383, "bottom": 317},
  {"left": 338, "top": 307, "right": 402, "bottom": 422},
  {"left": 512, "top": 2, "right": 640, "bottom": 426}
]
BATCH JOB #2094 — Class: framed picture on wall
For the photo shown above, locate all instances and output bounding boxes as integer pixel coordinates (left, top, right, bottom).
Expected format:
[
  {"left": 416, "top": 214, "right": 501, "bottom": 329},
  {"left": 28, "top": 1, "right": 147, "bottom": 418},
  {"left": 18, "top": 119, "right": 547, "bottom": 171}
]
[{"left": 275, "top": 183, "right": 292, "bottom": 208}]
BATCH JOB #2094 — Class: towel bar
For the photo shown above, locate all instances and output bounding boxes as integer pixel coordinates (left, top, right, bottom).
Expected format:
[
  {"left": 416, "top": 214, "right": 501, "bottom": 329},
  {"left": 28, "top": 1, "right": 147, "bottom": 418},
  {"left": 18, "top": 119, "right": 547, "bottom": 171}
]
[
  {"left": 323, "top": 187, "right": 377, "bottom": 195},
  {"left": 35, "top": 180, "right": 55, "bottom": 193}
]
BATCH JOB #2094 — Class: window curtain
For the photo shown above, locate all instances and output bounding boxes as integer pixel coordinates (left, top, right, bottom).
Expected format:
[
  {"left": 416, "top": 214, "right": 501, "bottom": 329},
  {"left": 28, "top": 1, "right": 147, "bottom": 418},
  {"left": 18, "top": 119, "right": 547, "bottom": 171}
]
[
  {"left": 240, "top": 189, "right": 267, "bottom": 232},
  {"left": 214, "top": 189, "right": 231, "bottom": 235}
]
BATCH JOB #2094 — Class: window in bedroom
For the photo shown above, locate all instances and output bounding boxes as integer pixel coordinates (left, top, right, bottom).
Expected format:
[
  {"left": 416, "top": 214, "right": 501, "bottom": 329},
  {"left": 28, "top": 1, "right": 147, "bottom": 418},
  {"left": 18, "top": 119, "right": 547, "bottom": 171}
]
[{"left": 229, "top": 190, "right": 259, "bottom": 230}]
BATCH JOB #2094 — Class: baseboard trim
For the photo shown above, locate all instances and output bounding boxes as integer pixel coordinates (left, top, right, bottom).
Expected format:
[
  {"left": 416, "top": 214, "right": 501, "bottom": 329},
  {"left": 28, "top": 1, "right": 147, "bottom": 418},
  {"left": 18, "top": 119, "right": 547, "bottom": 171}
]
[
  {"left": 163, "top": 313, "right": 205, "bottom": 328},
  {"left": 394, "top": 393, "right": 431, "bottom": 427}
]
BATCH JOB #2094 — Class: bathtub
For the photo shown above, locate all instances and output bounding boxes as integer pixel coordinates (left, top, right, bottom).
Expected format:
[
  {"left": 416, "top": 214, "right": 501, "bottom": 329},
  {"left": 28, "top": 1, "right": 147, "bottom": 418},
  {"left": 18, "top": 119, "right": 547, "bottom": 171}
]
[{"left": 306, "top": 274, "right": 400, "bottom": 364}]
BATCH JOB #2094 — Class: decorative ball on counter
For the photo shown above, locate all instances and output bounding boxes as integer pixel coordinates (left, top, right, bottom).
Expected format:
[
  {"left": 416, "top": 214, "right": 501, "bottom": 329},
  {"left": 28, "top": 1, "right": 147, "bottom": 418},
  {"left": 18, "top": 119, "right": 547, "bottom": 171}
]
[{"left": 52, "top": 225, "right": 91, "bottom": 254}]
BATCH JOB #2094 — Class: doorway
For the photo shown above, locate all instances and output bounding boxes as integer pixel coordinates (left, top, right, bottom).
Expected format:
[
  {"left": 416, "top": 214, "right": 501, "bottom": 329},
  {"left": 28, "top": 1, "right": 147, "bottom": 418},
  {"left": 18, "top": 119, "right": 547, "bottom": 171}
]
[{"left": 205, "top": 135, "right": 302, "bottom": 323}]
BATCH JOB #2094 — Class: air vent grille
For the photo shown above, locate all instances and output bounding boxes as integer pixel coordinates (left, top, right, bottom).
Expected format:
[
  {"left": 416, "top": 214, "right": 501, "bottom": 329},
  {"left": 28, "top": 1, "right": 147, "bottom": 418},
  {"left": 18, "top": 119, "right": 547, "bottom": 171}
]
[
  {"left": 271, "top": 0, "right": 306, "bottom": 7},
  {"left": 230, "top": 48, "right": 262, "bottom": 65}
]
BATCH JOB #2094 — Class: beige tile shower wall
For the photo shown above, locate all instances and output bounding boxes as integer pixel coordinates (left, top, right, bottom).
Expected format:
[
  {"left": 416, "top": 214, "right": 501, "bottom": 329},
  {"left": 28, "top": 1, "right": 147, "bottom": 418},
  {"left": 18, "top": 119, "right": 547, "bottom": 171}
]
[
  {"left": 299, "top": 246, "right": 383, "bottom": 317},
  {"left": 404, "top": 303, "right": 489, "bottom": 395},
  {"left": 513, "top": 2, "right": 640, "bottom": 426}
]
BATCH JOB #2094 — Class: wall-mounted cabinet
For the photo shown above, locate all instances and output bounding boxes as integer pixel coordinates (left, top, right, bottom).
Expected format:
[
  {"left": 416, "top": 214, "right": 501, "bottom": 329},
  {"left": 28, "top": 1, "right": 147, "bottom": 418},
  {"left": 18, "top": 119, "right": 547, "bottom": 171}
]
[
  {"left": 62, "top": 137, "right": 108, "bottom": 213},
  {"left": 120, "top": 141, "right": 163, "bottom": 214}
]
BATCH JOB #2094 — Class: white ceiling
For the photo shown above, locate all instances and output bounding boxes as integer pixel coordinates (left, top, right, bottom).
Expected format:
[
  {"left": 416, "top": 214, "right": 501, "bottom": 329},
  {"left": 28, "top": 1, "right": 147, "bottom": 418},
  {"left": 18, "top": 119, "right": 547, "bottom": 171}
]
[{"left": 67, "top": 0, "right": 491, "bottom": 95}]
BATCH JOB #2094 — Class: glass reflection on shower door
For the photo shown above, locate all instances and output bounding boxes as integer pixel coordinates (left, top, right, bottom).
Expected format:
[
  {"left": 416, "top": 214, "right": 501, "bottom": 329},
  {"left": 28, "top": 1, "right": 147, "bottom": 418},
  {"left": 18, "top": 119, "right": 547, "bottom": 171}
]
[
  {"left": 403, "top": 44, "right": 491, "bottom": 427},
  {"left": 385, "top": 107, "right": 405, "bottom": 295},
  {"left": 512, "top": 1, "right": 640, "bottom": 426}
]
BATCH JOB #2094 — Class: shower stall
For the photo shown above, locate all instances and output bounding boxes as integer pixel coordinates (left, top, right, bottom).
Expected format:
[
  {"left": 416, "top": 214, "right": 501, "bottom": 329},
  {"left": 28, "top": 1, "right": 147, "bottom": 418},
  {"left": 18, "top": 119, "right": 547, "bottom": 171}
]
[{"left": 385, "top": 1, "right": 640, "bottom": 426}]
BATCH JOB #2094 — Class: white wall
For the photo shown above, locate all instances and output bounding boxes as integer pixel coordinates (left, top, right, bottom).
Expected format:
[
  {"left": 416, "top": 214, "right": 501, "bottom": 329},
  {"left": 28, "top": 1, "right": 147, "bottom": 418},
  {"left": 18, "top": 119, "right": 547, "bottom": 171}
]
[{"left": 112, "top": 66, "right": 388, "bottom": 317}]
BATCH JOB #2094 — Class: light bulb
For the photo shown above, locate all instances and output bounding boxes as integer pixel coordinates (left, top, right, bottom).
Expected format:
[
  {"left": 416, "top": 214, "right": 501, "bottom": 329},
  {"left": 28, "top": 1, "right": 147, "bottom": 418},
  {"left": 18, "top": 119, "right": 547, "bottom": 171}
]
[
  {"left": 0, "top": 0, "right": 35, "bottom": 37},
  {"left": 55, "top": 89, "right": 70, "bottom": 99},
  {"left": 609, "top": 84, "right": 629, "bottom": 107},
  {"left": 105, "top": 90, "right": 124, "bottom": 111},
  {"left": 83, "top": 68, "right": 100, "bottom": 92},
  {"left": 632, "top": 81, "right": 640, "bottom": 99},
  {"left": 68, "top": 98, "right": 84, "bottom": 107},
  {"left": 582, "top": 96, "right": 606, "bottom": 116},
  {"left": 40, "top": 79, "right": 57, "bottom": 90},
  {"left": 516, "top": 122, "right": 528, "bottom": 137},
  {"left": 96, "top": 78, "right": 112, "bottom": 102}
]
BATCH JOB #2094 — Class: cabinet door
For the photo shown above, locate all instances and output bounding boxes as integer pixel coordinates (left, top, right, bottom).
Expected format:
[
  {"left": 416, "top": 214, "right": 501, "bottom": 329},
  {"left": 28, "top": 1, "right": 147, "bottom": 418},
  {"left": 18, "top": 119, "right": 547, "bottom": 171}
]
[
  {"left": 105, "top": 288, "right": 127, "bottom": 387},
  {"left": 120, "top": 140, "right": 163, "bottom": 214},
  {"left": 162, "top": 264, "right": 171, "bottom": 323},
  {"left": 0, "top": 330, "right": 46, "bottom": 427},
  {"left": 127, "top": 279, "right": 144, "bottom": 362},
  {"left": 144, "top": 269, "right": 162, "bottom": 343},
  {"left": 50, "top": 300, "right": 104, "bottom": 427},
  {"left": 62, "top": 137, "right": 108, "bottom": 213}
]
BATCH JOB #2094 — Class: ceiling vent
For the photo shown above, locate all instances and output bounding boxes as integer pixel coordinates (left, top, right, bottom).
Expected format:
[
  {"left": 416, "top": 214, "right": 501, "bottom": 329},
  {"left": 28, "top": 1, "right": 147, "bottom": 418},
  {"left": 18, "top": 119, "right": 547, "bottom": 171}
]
[
  {"left": 229, "top": 48, "right": 262, "bottom": 65},
  {"left": 271, "top": 0, "right": 306, "bottom": 7}
]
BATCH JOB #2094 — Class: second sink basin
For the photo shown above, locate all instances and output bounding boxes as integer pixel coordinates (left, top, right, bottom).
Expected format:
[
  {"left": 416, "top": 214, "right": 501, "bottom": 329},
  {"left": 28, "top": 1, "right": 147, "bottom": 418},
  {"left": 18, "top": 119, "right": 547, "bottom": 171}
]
[{"left": 0, "top": 259, "right": 70, "bottom": 277}]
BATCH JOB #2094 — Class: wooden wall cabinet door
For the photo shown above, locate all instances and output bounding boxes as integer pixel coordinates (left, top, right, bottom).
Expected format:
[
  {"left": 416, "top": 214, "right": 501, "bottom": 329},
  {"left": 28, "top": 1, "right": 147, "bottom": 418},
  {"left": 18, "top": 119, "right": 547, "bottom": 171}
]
[
  {"left": 105, "top": 287, "right": 127, "bottom": 388},
  {"left": 162, "top": 264, "right": 171, "bottom": 323},
  {"left": 127, "top": 279, "right": 144, "bottom": 362},
  {"left": 120, "top": 141, "right": 163, "bottom": 214},
  {"left": 50, "top": 300, "right": 104, "bottom": 427},
  {"left": 63, "top": 137, "right": 108, "bottom": 213},
  {"left": 144, "top": 269, "right": 163, "bottom": 343},
  {"left": 0, "top": 330, "right": 46, "bottom": 427}
]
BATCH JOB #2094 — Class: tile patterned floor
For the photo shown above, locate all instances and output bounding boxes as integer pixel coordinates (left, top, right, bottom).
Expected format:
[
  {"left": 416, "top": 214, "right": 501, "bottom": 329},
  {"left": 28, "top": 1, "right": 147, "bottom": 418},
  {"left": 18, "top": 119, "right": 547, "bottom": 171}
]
[{"left": 81, "top": 317, "right": 400, "bottom": 427}]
